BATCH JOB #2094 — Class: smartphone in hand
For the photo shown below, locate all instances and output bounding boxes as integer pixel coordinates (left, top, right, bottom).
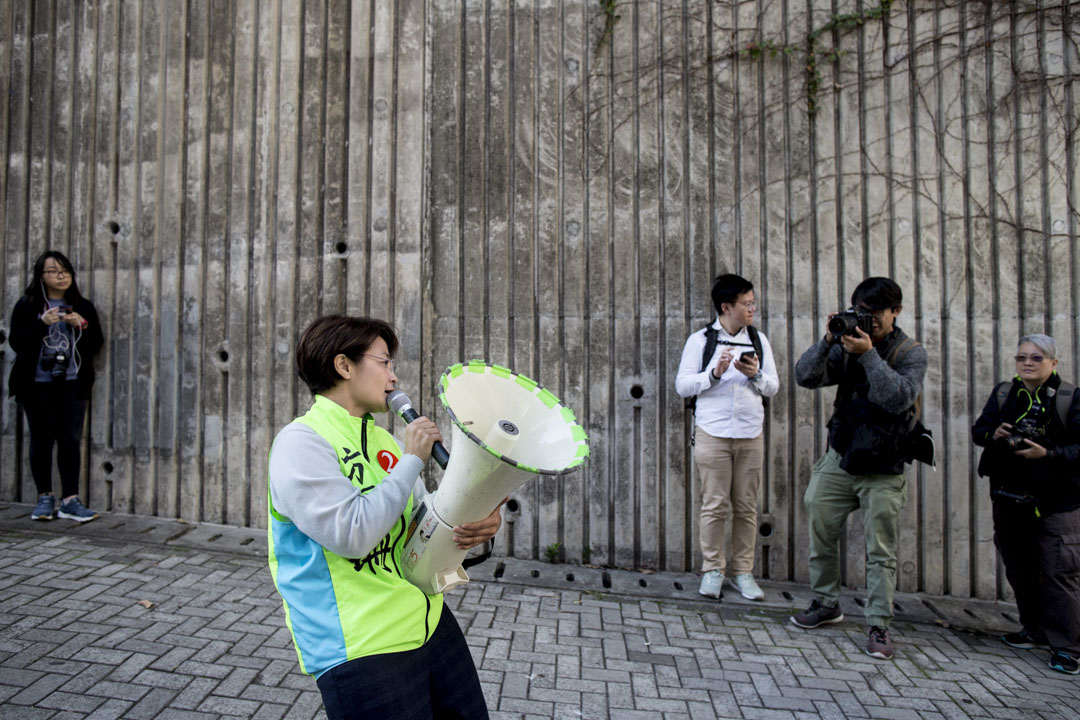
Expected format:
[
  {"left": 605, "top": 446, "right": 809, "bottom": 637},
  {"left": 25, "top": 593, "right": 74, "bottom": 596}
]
[{"left": 739, "top": 350, "right": 757, "bottom": 363}]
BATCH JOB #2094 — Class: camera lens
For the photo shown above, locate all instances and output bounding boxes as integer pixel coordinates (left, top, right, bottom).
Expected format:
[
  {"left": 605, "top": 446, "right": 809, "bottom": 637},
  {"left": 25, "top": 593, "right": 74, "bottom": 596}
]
[{"left": 828, "top": 314, "right": 855, "bottom": 336}]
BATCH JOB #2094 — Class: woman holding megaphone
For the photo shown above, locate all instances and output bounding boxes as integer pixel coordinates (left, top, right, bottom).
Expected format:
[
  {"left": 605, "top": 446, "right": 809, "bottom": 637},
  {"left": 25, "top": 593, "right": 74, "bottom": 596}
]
[{"left": 267, "top": 315, "right": 500, "bottom": 719}]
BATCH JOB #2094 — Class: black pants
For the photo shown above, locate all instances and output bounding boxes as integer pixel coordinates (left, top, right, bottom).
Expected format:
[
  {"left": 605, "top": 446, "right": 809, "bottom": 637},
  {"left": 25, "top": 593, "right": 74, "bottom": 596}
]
[
  {"left": 21, "top": 381, "right": 87, "bottom": 498},
  {"left": 993, "top": 501, "right": 1080, "bottom": 656},
  {"left": 316, "top": 607, "right": 488, "bottom": 720}
]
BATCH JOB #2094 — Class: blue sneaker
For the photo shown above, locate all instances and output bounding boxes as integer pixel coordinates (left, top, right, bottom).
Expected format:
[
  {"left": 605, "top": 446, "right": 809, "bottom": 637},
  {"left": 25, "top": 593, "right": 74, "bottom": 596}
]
[
  {"left": 57, "top": 497, "right": 98, "bottom": 523},
  {"left": 1049, "top": 650, "right": 1079, "bottom": 675},
  {"left": 31, "top": 494, "right": 56, "bottom": 520}
]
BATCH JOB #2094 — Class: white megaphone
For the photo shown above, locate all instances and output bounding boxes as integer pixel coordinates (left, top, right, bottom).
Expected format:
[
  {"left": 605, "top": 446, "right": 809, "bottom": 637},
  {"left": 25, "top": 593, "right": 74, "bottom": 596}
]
[{"left": 396, "top": 361, "right": 589, "bottom": 595}]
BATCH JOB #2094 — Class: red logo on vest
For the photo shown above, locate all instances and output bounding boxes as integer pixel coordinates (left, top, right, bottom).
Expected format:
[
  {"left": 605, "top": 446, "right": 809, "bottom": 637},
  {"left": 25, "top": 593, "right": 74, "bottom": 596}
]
[{"left": 377, "top": 450, "right": 399, "bottom": 472}]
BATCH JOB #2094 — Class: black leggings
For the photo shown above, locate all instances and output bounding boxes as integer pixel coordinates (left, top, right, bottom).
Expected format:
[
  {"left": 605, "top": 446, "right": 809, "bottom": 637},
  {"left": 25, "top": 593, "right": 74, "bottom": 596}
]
[{"left": 21, "top": 381, "right": 87, "bottom": 498}]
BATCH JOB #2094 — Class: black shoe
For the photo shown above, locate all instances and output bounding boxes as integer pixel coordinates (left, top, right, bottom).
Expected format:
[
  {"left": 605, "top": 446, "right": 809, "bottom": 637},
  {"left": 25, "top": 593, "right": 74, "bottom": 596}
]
[
  {"left": 1049, "top": 650, "right": 1079, "bottom": 675},
  {"left": 789, "top": 599, "right": 843, "bottom": 629},
  {"left": 1002, "top": 630, "right": 1048, "bottom": 650}
]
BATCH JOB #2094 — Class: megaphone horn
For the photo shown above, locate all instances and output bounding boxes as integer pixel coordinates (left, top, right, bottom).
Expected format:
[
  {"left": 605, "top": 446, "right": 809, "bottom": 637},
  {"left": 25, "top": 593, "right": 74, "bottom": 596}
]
[{"left": 401, "top": 361, "right": 590, "bottom": 595}]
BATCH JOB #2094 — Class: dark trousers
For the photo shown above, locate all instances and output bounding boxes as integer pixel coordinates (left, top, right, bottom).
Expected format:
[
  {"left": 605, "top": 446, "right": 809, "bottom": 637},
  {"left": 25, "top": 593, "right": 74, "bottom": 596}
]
[
  {"left": 316, "top": 607, "right": 488, "bottom": 720},
  {"left": 993, "top": 501, "right": 1080, "bottom": 656},
  {"left": 21, "top": 381, "right": 87, "bottom": 498}
]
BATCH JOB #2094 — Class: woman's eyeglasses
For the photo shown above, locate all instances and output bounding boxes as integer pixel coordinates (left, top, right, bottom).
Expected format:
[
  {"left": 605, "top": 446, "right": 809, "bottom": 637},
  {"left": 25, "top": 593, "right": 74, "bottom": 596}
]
[
  {"left": 363, "top": 354, "right": 395, "bottom": 372},
  {"left": 43, "top": 269, "right": 70, "bottom": 277}
]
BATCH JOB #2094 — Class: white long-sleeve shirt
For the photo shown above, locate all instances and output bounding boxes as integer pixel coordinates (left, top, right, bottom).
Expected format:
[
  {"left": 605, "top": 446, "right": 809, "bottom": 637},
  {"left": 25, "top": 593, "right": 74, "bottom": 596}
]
[{"left": 674, "top": 318, "right": 780, "bottom": 439}]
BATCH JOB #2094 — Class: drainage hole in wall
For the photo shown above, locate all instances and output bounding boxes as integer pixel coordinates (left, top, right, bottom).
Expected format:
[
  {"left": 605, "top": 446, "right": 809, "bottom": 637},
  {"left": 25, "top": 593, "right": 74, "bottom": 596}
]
[
  {"left": 107, "top": 221, "right": 121, "bottom": 235},
  {"left": 530, "top": 569, "right": 539, "bottom": 578},
  {"left": 505, "top": 498, "right": 519, "bottom": 513},
  {"left": 758, "top": 522, "right": 773, "bottom": 537},
  {"left": 854, "top": 597, "right": 866, "bottom": 607},
  {"left": 629, "top": 385, "right": 644, "bottom": 399},
  {"left": 602, "top": 571, "right": 611, "bottom": 589},
  {"left": 639, "top": 579, "right": 648, "bottom": 587},
  {"left": 964, "top": 608, "right": 977, "bottom": 618},
  {"left": 566, "top": 573, "right": 574, "bottom": 582},
  {"left": 140, "top": 527, "right": 155, "bottom": 534},
  {"left": 781, "top": 591, "right": 793, "bottom": 601},
  {"left": 208, "top": 534, "right": 222, "bottom": 543},
  {"left": 494, "top": 561, "right": 505, "bottom": 579},
  {"left": 0, "top": 331, "right": 5, "bottom": 344},
  {"left": 218, "top": 350, "right": 229, "bottom": 363},
  {"left": 102, "top": 462, "right": 114, "bottom": 474},
  {"left": 674, "top": 581, "right": 683, "bottom": 591},
  {"left": 335, "top": 241, "right": 348, "bottom": 254},
  {"left": 240, "top": 538, "right": 253, "bottom": 546}
]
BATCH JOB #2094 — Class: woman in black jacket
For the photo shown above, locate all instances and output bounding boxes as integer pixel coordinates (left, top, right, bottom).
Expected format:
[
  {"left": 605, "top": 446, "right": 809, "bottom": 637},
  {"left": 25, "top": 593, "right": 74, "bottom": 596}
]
[
  {"left": 8, "top": 251, "right": 104, "bottom": 522},
  {"left": 973, "top": 333, "right": 1080, "bottom": 675}
]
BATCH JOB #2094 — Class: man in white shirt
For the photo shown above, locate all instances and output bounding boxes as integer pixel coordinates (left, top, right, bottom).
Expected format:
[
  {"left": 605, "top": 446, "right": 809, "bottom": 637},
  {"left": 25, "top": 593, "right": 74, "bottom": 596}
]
[{"left": 675, "top": 274, "right": 780, "bottom": 600}]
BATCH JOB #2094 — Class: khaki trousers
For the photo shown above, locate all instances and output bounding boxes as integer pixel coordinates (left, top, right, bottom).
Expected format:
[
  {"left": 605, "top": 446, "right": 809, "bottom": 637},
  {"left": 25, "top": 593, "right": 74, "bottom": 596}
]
[
  {"left": 695, "top": 431, "right": 764, "bottom": 575},
  {"left": 804, "top": 448, "right": 907, "bottom": 628}
]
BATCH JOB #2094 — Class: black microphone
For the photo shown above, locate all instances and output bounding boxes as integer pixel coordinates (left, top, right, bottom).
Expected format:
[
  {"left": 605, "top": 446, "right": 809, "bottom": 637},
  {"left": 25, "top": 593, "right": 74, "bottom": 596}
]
[{"left": 387, "top": 390, "right": 450, "bottom": 469}]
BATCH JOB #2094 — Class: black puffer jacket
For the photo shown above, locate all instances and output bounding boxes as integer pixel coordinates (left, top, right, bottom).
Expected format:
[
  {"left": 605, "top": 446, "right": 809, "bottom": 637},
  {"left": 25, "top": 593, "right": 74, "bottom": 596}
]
[
  {"left": 8, "top": 295, "right": 104, "bottom": 403},
  {"left": 972, "top": 374, "right": 1080, "bottom": 515}
]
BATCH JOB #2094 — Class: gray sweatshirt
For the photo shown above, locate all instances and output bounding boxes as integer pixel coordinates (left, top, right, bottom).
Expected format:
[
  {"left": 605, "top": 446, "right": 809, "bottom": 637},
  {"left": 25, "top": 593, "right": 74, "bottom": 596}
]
[
  {"left": 795, "top": 327, "right": 927, "bottom": 415},
  {"left": 268, "top": 422, "right": 429, "bottom": 559}
]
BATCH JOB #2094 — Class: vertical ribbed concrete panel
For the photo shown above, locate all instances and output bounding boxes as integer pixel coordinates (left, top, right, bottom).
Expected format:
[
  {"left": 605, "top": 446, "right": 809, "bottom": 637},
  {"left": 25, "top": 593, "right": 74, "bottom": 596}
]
[{"left": 0, "top": 1, "right": 1075, "bottom": 601}]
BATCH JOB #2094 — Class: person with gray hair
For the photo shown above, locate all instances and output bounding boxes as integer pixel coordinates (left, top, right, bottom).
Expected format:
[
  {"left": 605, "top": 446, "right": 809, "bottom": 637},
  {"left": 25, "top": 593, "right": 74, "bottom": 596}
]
[{"left": 973, "top": 333, "right": 1080, "bottom": 675}]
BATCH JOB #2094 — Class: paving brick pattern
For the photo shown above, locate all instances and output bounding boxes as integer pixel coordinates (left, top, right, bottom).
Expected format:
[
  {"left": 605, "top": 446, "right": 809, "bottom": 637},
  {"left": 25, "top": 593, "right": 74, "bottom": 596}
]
[{"left": 2, "top": 518, "right": 1079, "bottom": 719}]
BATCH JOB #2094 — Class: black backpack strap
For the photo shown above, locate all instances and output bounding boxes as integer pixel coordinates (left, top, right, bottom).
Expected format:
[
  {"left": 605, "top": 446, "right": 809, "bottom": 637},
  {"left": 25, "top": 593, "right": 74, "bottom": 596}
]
[
  {"left": 1054, "top": 381, "right": 1076, "bottom": 428},
  {"left": 700, "top": 325, "right": 718, "bottom": 373},
  {"left": 687, "top": 325, "right": 718, "bottom": 414},
  {"left": 746, "top": 324, "right": 764, "bottom": 361},
  {"left": 745, "top": 325, "right": 769, "bottom": 410},
  {"left": 994, "top": 380, "right": 1011, "bottom": 412}
]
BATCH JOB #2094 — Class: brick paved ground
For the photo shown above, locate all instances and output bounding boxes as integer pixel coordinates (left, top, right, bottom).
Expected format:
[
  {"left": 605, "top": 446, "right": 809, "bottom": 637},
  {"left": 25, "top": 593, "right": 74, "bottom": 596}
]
[{"left": 2, "top": 506, "right": 1079, "bottom": 719}]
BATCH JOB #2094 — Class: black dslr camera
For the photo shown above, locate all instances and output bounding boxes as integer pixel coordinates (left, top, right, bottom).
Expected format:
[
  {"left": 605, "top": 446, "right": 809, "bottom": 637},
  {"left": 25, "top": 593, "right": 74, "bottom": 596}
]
[
  {"left": 828, "top": 307, "right": 874, "bottom": 338},
  {"left": 998, "top": 418, "right": 1044, "bottom": 451},
  {"left": 42, "top": 350, "right": 70, "bottom": 381}
]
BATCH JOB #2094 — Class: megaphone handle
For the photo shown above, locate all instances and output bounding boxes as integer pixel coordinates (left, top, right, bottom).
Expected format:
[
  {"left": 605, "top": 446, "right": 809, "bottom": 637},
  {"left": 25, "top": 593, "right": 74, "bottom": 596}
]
[{"left": 431, "top": 442, "right": 449, "bottom": 469}]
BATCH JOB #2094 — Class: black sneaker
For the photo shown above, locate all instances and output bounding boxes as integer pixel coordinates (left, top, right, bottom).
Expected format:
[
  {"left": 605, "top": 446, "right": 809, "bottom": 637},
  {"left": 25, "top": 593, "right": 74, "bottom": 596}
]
[
  {"left": 789, "top": 599, "right": 843, "bottom": 629},
  {"left": 1049, "top": 650, "right": 1080, "bottom": 675},
  {"left": 1002, "top": 630, "right": 1048, "bottom": 649}
]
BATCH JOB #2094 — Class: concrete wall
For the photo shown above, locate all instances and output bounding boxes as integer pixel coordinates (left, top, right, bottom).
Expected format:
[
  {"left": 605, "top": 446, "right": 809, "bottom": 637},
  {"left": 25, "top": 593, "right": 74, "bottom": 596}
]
[{"left": 1, "top": 0, "right": 1077, "bottom": 601}]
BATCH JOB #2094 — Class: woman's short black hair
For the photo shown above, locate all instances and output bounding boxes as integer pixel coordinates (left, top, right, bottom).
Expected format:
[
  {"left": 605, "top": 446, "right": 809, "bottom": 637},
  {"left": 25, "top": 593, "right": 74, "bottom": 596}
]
[
  {"left": 296, "top": 315, "right": 399, "bottom": 394},
  {"left": 851, "top": 277, "right": 903, "bottom": 310},
  {"left": 25, "top": 250, "right": 84, "bottom": 306},
  {"left": 711, "top": 273, "right": 754, "bottom": 315}
]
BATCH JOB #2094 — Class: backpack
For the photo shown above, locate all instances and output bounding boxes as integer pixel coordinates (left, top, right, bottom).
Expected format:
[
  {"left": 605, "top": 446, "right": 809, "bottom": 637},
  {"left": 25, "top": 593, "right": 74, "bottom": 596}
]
[{"left": 687, "top": 324, "right": 767, "bottom": 413}]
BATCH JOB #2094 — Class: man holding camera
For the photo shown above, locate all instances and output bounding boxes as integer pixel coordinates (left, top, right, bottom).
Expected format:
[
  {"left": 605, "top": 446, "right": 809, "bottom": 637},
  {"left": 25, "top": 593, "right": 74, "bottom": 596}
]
[
  {"left": 676, "top": 274, "right": 779, "bottom": 602},
  {"left": 790, "top": 277, "right": 927, "bottom": 660}
]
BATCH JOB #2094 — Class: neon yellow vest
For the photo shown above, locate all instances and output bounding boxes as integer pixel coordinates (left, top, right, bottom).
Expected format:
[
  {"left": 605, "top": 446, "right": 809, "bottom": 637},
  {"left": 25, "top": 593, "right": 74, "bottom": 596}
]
[{"left": 267, "top": 395, "right": 443, "bottom": 676}]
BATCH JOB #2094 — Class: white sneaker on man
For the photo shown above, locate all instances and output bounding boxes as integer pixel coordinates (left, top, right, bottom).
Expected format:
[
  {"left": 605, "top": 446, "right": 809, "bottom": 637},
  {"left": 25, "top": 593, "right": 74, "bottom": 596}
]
[
  {"left": 698, "top": 570, "right": 723, "bottom": 599},
  {"left": 730, "top": 573, "right": 764, "bottom": 600}
]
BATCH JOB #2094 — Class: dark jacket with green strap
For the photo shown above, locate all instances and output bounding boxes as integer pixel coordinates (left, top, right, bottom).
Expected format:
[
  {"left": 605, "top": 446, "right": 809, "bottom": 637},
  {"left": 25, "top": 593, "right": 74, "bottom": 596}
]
[{"left": 973, "top": 374, "right": 1080, "bottom": 515}]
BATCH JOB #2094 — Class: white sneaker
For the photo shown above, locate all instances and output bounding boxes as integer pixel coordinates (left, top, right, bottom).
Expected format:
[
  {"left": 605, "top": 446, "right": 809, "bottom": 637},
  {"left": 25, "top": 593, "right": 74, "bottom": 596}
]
[
  {"left": 698, "top": 570, "right": 723, "bottom": 599},
  {"left": 731, "top": 573, "right": 764, "bottom": 600}
]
